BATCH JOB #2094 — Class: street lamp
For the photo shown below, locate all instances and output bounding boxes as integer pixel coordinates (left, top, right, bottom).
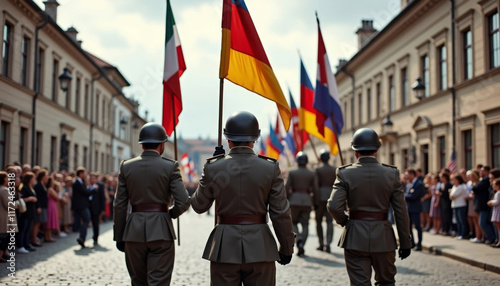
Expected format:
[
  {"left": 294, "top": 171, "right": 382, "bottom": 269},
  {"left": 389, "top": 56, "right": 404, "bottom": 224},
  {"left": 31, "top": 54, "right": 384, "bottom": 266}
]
[
  {"left": 382, "top": 114, "right": 393, "bottom": 126},
  {"left": 58, "top": 68, "right": 72, "bottom": 92},
  {"left": 412, "top": 77, "right": 425, "bottom": 101},
  {"left": 133, "top": 121, "right": 140, "bottom": 129},
  {"left": 119, "top": 116, "right": 128, "bottom": 127}
]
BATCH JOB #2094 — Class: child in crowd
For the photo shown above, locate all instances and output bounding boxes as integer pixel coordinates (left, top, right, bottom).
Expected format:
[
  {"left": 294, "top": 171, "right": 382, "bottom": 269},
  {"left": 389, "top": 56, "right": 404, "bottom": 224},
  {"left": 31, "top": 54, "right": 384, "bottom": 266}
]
[{"left": 487, "top": 178, "right": 500, "bottom": 248}]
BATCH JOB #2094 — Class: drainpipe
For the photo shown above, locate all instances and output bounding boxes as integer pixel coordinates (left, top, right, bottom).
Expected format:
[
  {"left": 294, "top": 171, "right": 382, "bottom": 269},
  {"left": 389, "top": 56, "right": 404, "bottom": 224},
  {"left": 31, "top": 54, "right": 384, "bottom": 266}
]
[
  {"left": 450, "top": 0, "right": 457, "bottom": 154},
  {"left": 89, "top": 73, "right": 102, "bottom": 170},
  {"left": 31, "top": 14, "right": 49, "bottom": 166}
]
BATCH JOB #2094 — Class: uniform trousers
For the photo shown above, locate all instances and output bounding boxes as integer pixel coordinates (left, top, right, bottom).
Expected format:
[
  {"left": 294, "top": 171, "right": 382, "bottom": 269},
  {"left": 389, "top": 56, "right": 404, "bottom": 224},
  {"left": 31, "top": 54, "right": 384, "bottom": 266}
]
[
  {"left": 125, "top": 240, "right": 174, "bottom": 286},
  {"left": 315, "top": 201, "right": 333, "bottom": 247},
  {"left": 291, "top": 206, "right": 311, "bottom": 244},
  {"left": 345, "top": 249, "right": 396, "bottom": 286},
  {"left": 408, "top": 212, "right": 422, "bottom": 247},
  {"left": 210, "top": 261, "right": 275, "bottom": 286}
]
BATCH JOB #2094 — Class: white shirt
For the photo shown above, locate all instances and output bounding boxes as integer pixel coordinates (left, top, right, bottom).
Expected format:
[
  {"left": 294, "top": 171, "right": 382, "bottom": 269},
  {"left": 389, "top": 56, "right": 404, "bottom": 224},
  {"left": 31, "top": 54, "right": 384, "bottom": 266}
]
[{"left": 450, "top": 183, "right": 467, "bottom": 208}]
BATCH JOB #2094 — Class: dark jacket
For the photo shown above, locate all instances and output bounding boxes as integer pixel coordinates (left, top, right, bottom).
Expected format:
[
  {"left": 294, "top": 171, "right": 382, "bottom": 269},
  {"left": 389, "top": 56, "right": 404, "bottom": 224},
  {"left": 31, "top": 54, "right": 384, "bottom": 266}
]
[
  {"left": 20, "top": 185, "right": 37, "bottom": 220},
  {"left": 89, "top": 182, "right": 106, "bottom": 215},
  {"left": 405, "top": 179, "right": 425, "bottom": 213},
  {"left": 34, "top": 182, "right": 48, "bottom": 209},
  {"left": 473, "top": 177, "right": 491, "bottom": 212},
  {"left": 72, "top": 178, "right": 90, "bottom": 211}
]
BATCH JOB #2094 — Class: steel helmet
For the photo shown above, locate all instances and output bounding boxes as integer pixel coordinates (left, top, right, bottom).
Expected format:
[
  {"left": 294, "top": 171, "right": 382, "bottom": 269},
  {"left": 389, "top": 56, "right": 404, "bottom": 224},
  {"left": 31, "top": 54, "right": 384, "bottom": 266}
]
[
  {"left": 320, "top": 149, "right": 330, "bottom": 163},
  {"left": 351, "top": 128, "right": 381, "bottom": 151},
  {"left": 138, "top": 123, "right": 168, "bottom": 144},
  {"left": 223, "top": 111, "right": 261, "bottom": 142},
  {"left": 296, "top": 151, "right": 308, "bottom": 165}
]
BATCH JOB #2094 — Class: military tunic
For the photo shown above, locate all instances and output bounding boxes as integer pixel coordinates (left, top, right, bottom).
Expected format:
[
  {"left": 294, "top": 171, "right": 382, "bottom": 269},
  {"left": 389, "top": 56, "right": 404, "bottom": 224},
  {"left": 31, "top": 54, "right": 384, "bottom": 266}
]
[
  {"left": 328, "top": 156, "right": 411, "bottom": 286},
  {"left": 315, "top": 163, "right": 336, "bottom": 249},
  {"left": 114, "top": 150, "right": 190, "bottom": 286},
  {"left": 191, "top": 146, "right": 294, "bottom": 285}
]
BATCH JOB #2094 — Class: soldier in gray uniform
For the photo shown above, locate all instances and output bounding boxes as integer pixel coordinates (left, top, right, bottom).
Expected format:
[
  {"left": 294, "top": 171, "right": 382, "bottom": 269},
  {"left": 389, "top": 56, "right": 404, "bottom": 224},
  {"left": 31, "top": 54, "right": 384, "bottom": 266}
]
[
  {"left": 285, "top": 152, "right": 318, "bottom": 257},
  {"left": 315, "top": 149, "right": 336, "bottom": 253},
  {"left": 114, "top": 123, "right": 190, "bottom": 286},
  {"left": 328, "top": 128, "right": 412, "bottom": 286},
  {"left": 191, "top": 111, "right": 295, "bottom": 286}
]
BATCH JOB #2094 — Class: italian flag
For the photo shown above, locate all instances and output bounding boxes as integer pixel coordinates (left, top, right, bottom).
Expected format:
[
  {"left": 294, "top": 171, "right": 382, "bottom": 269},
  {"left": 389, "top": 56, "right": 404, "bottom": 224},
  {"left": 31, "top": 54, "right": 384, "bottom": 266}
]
[{"left": 162, "top": 0, "right": 186, "bottom": 136}]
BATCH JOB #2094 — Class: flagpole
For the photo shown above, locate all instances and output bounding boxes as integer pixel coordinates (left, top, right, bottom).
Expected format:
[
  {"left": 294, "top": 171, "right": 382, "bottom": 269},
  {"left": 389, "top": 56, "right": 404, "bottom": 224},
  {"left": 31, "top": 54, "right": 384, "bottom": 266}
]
[
  {"left": 218, "top": 78, "right": 225, "bottom": 146},
  {"left": 308, "top": 137, "right": 320, "bottom": 163},
  {"left": 171, "top": 93, "right": 180, "bottom": 246},
  {"left": 330, "top": 112, "right": 344, "bottom": 166}
]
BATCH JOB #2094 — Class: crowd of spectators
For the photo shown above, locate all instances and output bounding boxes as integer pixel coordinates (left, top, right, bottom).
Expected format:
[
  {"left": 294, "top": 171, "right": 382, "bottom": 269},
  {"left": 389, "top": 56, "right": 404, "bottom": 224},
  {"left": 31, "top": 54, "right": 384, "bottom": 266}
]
[
  {"left": 0, "top": 162, "right": 117, "bottom": 262},
  {"left": 404, "top": 164, "right": 500, "bottom": 248}
]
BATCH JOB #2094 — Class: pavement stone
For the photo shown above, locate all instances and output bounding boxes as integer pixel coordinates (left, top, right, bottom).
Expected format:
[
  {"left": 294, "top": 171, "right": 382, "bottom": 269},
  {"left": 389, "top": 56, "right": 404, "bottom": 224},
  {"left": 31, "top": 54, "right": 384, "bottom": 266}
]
[{"left": 1, "top": 209, "right": 499, "bottom": 285}]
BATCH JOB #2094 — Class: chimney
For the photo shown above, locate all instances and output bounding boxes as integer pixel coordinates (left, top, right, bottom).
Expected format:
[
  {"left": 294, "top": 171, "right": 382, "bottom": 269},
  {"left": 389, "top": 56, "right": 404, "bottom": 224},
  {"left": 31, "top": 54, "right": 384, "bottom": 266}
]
[
  {"left": 43, "top": 0, "right": 60, "bottom": 22},
  {"left": 66, "top": 27, "right": 78, "bottom": 43},
  {"left": 356, "top": 20, "right": 377, "bottom": 50},
  {"left": 336, "top": 59, "right": 348, "bottom": 72}
]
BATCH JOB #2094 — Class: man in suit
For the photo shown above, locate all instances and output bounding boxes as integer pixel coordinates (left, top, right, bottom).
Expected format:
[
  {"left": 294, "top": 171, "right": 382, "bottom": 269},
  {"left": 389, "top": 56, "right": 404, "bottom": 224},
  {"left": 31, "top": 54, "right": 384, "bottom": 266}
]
[
  {"left": 473, "top": 166, "right": 496, "bottom": 244},
  {"left": 315, "top": 149, "right": 336, "bottom": 253},
  {"left": 191, "top": 111, "right": 295, "bottom": 286},
  {"left": 114, "top": 122, "right": 190, "bottom": 286},
  {"left": 285, "top": 151, "right": 317, "bottom": 257},
  {"left": 404, "top": 168, "right": 425, "bottom": 250},
  {"left": 72, "top": 167, "right": 91, "bottom": 248},
  {"left": 328, "top": 128, "right": 412, "bottom": 286},
  {"left": 88, "top": 172, "right": 106, "bottom": 246}
]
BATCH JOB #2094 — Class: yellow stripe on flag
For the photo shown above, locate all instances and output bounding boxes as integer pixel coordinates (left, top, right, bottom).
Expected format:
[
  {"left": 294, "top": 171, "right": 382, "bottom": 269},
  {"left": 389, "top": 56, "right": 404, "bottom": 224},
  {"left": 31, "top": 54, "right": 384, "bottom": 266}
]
[{"left": 299, "top": 109, "right": 338, "bottom": 155}]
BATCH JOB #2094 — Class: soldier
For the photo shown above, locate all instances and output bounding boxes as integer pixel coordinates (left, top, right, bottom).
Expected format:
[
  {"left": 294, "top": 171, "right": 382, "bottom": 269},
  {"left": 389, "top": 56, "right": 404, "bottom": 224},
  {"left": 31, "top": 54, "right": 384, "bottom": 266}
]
[
  {"left": 328, "top": 128, "right": 412, "bottom": 286},
  {"left": 113, "top": 122, "right": 190, "bottom": 286},
  {"left": 285, "top": 151, "right": 317, "bottom": 257},
  {"left": 315, "top": 149, "right": 336, "bottom": 253},
  {"left": 191, "top": 111, "right": 294, "bottom": 285}
]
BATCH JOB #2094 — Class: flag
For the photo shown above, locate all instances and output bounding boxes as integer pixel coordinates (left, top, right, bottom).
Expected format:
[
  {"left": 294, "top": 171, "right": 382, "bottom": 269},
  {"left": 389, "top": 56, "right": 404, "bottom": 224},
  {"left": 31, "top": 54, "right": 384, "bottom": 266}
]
[
  {"left": 276, "top": 110, "right": 296, "bottom": 156},
  {"left": 259, "top": 139, "right": 266, "bottom": 156},
  {"left": 219, "top": 0, "right": 291, "bottom": 131},
  {"left": 162, "top": 0, "right": 186, "bottom": 136},
  {"left": 266, "top": 123, "right": 284, "bottom": 159},
  {"left": 181, "top": 152, "right": 196, "bottom": 182},
  {"left": 313, "top": 15, "right": 343, "bottom": 142},
  {"left": 447, "top": 151, "right": 458, "bottom": 174},
  {"left": 284, "top": 131, "right": 296, "bottom": 155},
  {"left": 299, "top": 58, "right": 338, "bottom": 155},
  {"left": 290, "top": 90, "right": 308, "bottom": 154}
]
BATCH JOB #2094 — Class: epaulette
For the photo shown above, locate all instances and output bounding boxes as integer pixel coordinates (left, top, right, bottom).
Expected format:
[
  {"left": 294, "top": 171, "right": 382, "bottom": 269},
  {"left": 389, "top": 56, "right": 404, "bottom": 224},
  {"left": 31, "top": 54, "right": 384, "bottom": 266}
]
[
  {"left": 161, "top": 157, "right": 175, "bottom": 163},
  {"left": 382, "top": 163, "right": 398, "bottom": 169},
  {"left": 258, "top": 154, "right": 277, "bottom": 163},
  {"left": 338, "top": 163, "right": 352, "bottom": 170},
  {"left": 206, "top": 154, "right": 225, "bottom": 164}
]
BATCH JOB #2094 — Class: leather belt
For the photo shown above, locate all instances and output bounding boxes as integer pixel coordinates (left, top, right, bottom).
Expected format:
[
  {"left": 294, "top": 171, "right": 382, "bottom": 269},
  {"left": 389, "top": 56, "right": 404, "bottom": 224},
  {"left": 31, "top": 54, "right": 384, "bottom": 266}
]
[
  {"left": 131, "top": 204, "right": 168, "bottom": 213},
  {"left": 292, "top": 189, "right": 309, "bottom": 194},
  {"left": 349, "top": 211, "right": 388, "bottom": 221},
  {"left": 218, "top": 215, "right": 267, "bottom": 225}
]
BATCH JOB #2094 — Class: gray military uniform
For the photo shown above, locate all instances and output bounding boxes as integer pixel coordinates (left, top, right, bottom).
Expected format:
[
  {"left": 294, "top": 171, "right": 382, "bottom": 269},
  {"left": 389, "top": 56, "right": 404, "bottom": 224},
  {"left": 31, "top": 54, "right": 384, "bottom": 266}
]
[
  {"left": 114, "top": 150, "right": 190, "bottom": 286},
  {"left": 315, "top": 163, "right": 336, "bottom": 249},
  {"left": 328, "top": 156, "right": 411, "bottom": 286}
]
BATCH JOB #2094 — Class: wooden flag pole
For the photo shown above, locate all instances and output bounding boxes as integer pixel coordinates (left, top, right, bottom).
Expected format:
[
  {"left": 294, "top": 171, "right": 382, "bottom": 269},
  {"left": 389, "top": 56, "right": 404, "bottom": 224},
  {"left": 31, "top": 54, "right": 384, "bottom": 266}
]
[
  {"left": 308, "top": 137, "right": 320, "bottom": 163},
  {"left": 171, "top": 93, "right": 180, "bottom": 246},
  {"left": 217, "top": 78, "right": 225, "bottom": 146},
  {"left": 330, "top": 112, "right": 344, "bottom": 166}
]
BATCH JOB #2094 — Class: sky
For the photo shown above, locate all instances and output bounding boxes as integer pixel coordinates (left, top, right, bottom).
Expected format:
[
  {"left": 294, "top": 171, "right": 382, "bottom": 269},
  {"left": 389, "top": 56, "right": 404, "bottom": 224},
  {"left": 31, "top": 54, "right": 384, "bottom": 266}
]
[{"left": 33, "top": 0, "right": 401, "bottom": 139}]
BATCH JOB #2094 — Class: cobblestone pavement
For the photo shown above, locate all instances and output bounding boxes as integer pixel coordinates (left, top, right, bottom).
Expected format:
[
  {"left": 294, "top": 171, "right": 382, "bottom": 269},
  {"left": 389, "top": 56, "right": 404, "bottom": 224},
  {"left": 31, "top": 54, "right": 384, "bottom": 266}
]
[{"left": 1, "top": 210, "right": 499, "bottom": 285}]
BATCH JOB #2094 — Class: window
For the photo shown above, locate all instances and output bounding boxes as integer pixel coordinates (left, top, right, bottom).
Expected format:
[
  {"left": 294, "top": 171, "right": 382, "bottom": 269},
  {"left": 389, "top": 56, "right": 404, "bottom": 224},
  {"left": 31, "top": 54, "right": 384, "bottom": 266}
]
[
  {"left": 401, "top": 68, "right": 408, "bottom": 107},
  {"left": 35, "top": 131, "right": 42, "bottom": 166},
  {"left": 439, "top": 136, "right": 446, "bottom": 169},
  {"left": 421, "top": 55, "right": 430, "bottom": 97},
  {"left": 50, "top": 136, "right": 57, "bottom": 171},
  {"left": 343, "top": 101, "right": 347, "bottom": 128},
  {"left": 389, "top": 75, "right": 395, "bottom": 112},
  {"left": 84, "top": 83, "right": 89, "bottom": 120},
  {"left": 102, "top": 98, "right": 106, "bottom": 128},
  {"left": 358, "top": 93, "right": 362, "bottom": 125},
  {"left": 376, "top": 82, "right": 381, "bottom": 117},
  {"left": 2, "top": 23, "right": 13, "bottom": 77},
  {"left": 463, "top": 130, "right": 473, "bottom": 170},
  {"left": 36, "top": 48, "right": 44, "bottom": 93},
  {"left": 101, "top": 152, "right": 104, "bottom": 173},
  {"left": 463, "top": 30, "right": 473, "bottom": 80},
  {"left": 65, "top": 72, "right": 72, "bottom": 109},
  {"left": 74, "top": 144, "right": 78, "bottom": 171},
  {"left": 19, "top": 127, "right": 28, "bottom": 164},
  {"left": 83, "top": 146, "right": 88, "bottom": 169},
  {"left": 95, "top": 93, "right": 100, "bottom": 126},
  {"left": 402, "top": 149, "right": 409, "bottom": 170},
  {"left": 0, "top": 122, "right": 9, "bottom": 169},
  {"left": 94, "top": 150, "right": 98, "bottom": 171},
  {"left": 421, "top": 144, "right": 429, "bottom": 174},
  {"left": 75, "top": 77, "right": 81, "bottom": 116},
  {"left": 52, "top": 59, "right": 59, "bottom": 101},
  {"left": 492, "top": 123, "right": 500, "bottom": 169},
  {"left": 438, "top": 45, "right": 447, "bottom": 90},
  {"left": 21, "top": 37, "right": 30, "bottom": 86},
  {"left": 489, "top": 12, "right": 499, "bottom": 69},
  {"left": 350, "top": 96, "right": 355, "bottom": 128},
  {"left": 367, "top": 88, "right": 371, "bottom": 121}
]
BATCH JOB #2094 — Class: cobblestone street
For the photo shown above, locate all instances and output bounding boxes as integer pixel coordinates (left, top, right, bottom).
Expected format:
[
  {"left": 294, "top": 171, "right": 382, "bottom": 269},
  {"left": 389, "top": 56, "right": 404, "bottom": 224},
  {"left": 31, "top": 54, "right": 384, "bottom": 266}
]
[{"left": 1, "top": 210, "right": 499, "bottom": 285}]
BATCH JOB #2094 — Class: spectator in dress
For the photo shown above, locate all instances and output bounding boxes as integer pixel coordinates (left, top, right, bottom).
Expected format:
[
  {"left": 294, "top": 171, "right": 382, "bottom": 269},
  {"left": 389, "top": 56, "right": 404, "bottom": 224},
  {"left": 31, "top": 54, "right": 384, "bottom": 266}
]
[
  {"left": 18, "top": 172, "right": 38, "bottom": 253},
  {"left": 450, "top": 174, "right": 468, "bottom": 239},
  {"left": 421, "top": 174, "right": 433, "bottom": 231},
  {"left": 61, "top": 176, "right": 73, "bottom": 234},
  {"left": 429, "top": 175, "right": 441, "bottom": 234},
  {"left": 44, "top": 177, "right": 59, "bottom": 242},
  {"left": 473, "top": 166, "right": 496, "bottom": 244},
  {"left": 32, "top": 169, "right": 48, "bottom": 246},
  {"left": 439, "top": 173, "right": 453, "bottom": 235},
  {"left": 466, "top": 170, "right": 483, "bottom": 242},
  {"left": 487, "top": 178, "right": 500, "bottom": 248}
]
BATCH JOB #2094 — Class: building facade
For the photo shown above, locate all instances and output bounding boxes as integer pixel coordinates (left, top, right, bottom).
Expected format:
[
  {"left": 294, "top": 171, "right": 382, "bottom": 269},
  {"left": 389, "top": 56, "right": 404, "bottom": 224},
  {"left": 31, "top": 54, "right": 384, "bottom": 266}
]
[
  {"left": 305, "top": 0, "right": 500, "bottom": 173},
  {"left": 0, "top": 0, "right": 156, "bottom": 172}
]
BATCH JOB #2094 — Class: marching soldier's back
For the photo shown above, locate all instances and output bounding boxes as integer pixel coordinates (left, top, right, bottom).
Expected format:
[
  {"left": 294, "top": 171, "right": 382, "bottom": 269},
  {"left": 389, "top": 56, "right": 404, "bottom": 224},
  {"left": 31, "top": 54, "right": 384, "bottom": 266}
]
[
  {"left": 286, "top": 167, "right": 317, "bottom": 206},
  {"left": 316, "top": 164, "right": 336, "bottom": 201}
]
